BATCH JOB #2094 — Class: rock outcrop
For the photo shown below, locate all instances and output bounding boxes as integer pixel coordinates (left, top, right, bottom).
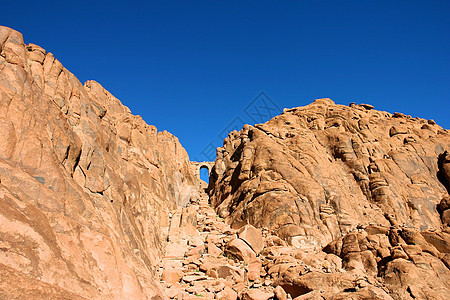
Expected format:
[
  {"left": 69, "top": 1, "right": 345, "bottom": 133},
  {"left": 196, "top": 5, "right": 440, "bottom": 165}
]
[
  {"left": 0, "top": 26, "right": 196, "bottom": 299},
  {"left": 210, "top": 98, "right": 449, "bottom": 246},
  {"left": 209, "top": 98, "right": 450, "bottom": 298},
  {"left": 157, "top": 190, "right": 419, "bottom": 300}
]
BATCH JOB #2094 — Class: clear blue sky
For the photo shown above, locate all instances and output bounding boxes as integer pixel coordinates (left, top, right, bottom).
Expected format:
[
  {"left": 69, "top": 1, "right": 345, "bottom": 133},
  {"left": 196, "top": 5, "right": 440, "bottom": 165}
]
[{"left": 2, "top": 1, "right": 449, "bottom": 163}]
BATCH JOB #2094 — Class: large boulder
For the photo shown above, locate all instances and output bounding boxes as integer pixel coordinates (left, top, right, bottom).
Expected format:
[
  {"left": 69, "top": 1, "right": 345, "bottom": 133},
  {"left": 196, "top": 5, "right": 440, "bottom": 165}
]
[
  {"left": 225, "top": 238, "right": 257, "bottom": 263},
  {"left": 238, "top": 224, "right": 264, "bottom": 254}
]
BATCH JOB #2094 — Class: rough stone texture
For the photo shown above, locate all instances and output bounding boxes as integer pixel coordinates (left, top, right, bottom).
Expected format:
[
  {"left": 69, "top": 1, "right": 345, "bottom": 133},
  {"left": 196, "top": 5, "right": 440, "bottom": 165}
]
[
  {"left": 3, "top": 25, "right": 450, "bottom": 299},
  {"left": 238, "top": 224, "right": 264, "bottom": 254},
  {"left": 0, "top": 26, "right": 196, "bottom": 299},
  {"left": 209, "top": 98, "right": 450, "bottom": 299},
  {"left": 157, "top": 180, "right": 449, "bottom": 299},
  {"left": 210, "top": 98, "right": 450, "bottom": 246},
  {"left": 323, "top": 225, "right": 450, "bottom": 299},
  {"left": 225, "top": 238, "right": 257, "bottom": 263},
  {"left": 240, "top": 289, "right": 274, "bottom": 300}
]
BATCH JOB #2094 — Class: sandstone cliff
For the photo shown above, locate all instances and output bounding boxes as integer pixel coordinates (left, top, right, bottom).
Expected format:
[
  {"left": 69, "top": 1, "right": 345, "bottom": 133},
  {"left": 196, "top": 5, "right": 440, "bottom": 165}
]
[{"left": 0, "top": 26, "right": 196, "bottom": 299}]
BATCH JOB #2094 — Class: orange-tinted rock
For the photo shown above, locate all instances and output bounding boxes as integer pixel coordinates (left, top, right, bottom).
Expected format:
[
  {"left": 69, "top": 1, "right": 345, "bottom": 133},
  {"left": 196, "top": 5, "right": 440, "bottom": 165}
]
[
  {"left": 206, "top": 265, "right": 244, "bottom": 283},
  {"left": 209, "top": 98, "right": 450, "bottom": 299},
  {"left": 217, "top": 286, "right": 238, "bottom": 300},
  {"left": 274, "top": 285, "right": 287, "bottom": 300},
  {"left": 0, "top": 26, "right": 196, "bottom": 299},
  {"left": 162, "top": 269, "right": 184, "bottom": 284},
  {"left": 324, "top": 227, "right": 450, "bottom": 299},
  {"left": 225, "top": 238, "right": 257, "bottom": 263},
  {"left": 247, "top": 257, "right": 262, "bottom": 281},
  {"left": 438, "top": 196, "right": 450, "bottom": 226},
  {"left": 186, "top": 245, "right": 205, "bottom": 259},
  {"left": 210, "top": 99, "right": 450, "bottom": 247},
  {"left": 207, "top": 242, "right": 223, "bottom": 257},
  {"left": 275, "top": 271, "right": 354, "bottom": 298},
  {"left": 238, "top": 224, "right": 264, "bottom": 254},
  {"left": 240, "top": 289, "right": 274, "bottom": 300}
]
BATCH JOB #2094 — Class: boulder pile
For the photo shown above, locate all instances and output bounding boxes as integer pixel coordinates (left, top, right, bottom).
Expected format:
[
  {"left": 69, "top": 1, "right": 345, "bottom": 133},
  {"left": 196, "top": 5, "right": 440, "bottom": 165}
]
[{"left": 158, "top": 186, "right": 448, "bottom": 299}]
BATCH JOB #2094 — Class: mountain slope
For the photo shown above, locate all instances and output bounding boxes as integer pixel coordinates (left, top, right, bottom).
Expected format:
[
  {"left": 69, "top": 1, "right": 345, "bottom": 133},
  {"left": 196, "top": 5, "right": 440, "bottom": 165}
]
[
  {"left": 0, "top": 26, "right": 196, "bottom": 299},
  {"left": 211, "top": 98, "right": 449, "bottom": 243},
  {"left": 209, "top": 98, "right": 450, "bottom": 298}
]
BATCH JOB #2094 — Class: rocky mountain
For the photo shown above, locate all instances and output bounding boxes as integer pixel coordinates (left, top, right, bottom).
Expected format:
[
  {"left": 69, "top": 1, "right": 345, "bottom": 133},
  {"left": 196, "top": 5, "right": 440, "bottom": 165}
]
[
  {"left": 1, "top": 25, "right": 449, "bottom": 300},
  {"left": 209, "top": 98, "right": 450, "bottom": 298},
  {"left": 0, "top": 26, "right": 196, "bottom": 299}
]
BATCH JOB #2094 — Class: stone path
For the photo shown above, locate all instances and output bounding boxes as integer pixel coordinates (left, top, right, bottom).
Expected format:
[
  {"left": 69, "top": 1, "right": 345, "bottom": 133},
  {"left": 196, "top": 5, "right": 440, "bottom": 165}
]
[
  {"left": 156, "top": 189, "right": 356, "bottom": 300},
  {"left": 157, "top": 190, "right": 281, "bottom": 300}
]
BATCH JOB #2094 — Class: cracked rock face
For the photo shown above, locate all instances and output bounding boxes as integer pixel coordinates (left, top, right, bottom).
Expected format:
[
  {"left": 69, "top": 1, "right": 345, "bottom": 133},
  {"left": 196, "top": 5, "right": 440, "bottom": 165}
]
[
  {"left": 210, "top": 98, "right": 450, "bottom": 247},
  {"left": 0, "top": 26, "right": 196, "bottom": 299},
  {"left": 209, "top": 98, "right": 450, "bottom": 299}
]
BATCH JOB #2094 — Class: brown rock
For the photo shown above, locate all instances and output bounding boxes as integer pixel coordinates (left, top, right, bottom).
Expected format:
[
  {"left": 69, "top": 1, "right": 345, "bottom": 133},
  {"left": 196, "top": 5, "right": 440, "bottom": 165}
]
[
  {"left": 216, "top": 286, "right": 238, "bottom": 300},
  {"left": 206, "top": 265, "right": 244, "bottom": 283},
  {"left": 274, "top": 285, "right": 287, "bottom": 300},
  {"left": 181, "top": 206, "right": 199, "bottom": 236},
  {"left": 276, "top": 225, "right": 305, "bottom": 241},
  {"left": 206, "top": 233, "right": 222, "bottom": 244},
  {"left": 438, "top": 151, "right": 450, "bottom": 191},
  {"left": 3, "top": 25, "right": 450, "bottom": 300},
  {"left": 265, "top": 235, "right": 287, "bottom": 247},
  {"left": 165, "top": 287, "right": 182, "bottom": 298},
  {"left": 162, "top": 269, "right": 184, "bottom": 284},
  {"left": 247, "top": 257, "right": 262, "bottom": 281},
  {"left": 210, "top": 99, "right": 449, "bottom": 248},
  {"left": 0, "top": 26, "right": 197, "bottom": 299},
  {"left": 275, "top": 271, "right": 354, "bottom": 298},
  {"left": 324, "top": 227, "right": 450, "bottom": 299},
  {"left": 225, "top": 238, "right": 257, "bottom": 263},
  {"left": 183, "top": 274, "right": 208, "bottom": 283},
  {"left": 240, "top": 289, "right": 274, "bottom": 300},
  {"left": 421, "top": 230, "right": 450, "bottom": 253},
  {"left": 186, "top": 245, "right": 205, "bottom": 259},
  {"left": 207, "top": 242, "right": 223, "bottom": 257},
  {"left": 438, "top": 196, "right": 450, "bottom": 225},
  {"left": 238, "top": 224, "right": 264, "bottom": 254},
  {"left": 186, "top": 281, "right": 206, "bottom": 294}
]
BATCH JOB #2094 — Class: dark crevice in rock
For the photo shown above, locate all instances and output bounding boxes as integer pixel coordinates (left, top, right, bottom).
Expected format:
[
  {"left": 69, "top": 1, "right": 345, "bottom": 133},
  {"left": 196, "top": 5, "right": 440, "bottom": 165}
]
[
  {"left": 279, "top": 284, "right": 312, "bottom": 298},
  {"left": 72, "top": 146, "right": 82, "bottom": 174},
  {"left": 437, "top": 151, "right": 450, "bottom": 194}
]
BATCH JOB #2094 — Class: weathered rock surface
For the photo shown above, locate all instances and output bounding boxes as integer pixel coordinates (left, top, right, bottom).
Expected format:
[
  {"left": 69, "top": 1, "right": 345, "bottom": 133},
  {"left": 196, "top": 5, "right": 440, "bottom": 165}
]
[
  {"left": 209, "top": 98, "right": 450, "bottom": 299},
  {"left": 210, "top": 98, "right": 449, "bottom": 245},
  {"left": 2, "top": 25, "right": 450, "bottom": 299},
  {"left": 0, "top": 26, "right": 196, "bottom": 299}
]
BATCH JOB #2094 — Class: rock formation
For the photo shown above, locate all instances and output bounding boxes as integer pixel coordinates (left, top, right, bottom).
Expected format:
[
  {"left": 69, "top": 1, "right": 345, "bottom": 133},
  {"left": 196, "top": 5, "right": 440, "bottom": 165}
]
[
  {"left": 157, "top": 188, "right": 449, "bottom": 300},
  {"left": 2, "top": 25, "right": 449, "bottom": 299},
  {"left": 209, "top": 98, "right": 450, "bottom": 299},
  {"left": 0, "top": 26, "right": 196, "bottom": 299},
  {"left": 210, "top": 98, "right": 449, "bottom": 245}
]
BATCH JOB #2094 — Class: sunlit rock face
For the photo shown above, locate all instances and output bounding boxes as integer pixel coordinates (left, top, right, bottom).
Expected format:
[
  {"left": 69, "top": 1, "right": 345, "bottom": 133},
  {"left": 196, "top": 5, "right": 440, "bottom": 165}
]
[
  {"left": 208, "top": 99, "right": 450, "bottom": 299},
  {"left": 210, "top": 98, "right": 450, "bottom": 246},
  {"left": 0, "top": 26, "right": 196, "bottom": 299}
]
